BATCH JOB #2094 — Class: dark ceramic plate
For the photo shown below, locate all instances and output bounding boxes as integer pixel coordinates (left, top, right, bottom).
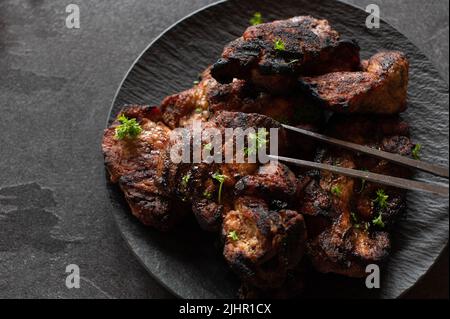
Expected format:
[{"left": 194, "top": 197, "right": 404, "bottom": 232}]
[{"left": 107, "top": 0, "right": 449, "bottom": 298}]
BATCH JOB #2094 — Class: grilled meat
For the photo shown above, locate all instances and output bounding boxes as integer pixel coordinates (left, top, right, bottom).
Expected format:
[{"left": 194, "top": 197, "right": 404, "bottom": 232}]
[
  {"left": 161, "top": 67, "right": 324, "bottom": 129},
  {"left": 222, "top": 196, "right": 307, "bottom": 289},
  {"left": 103, "top": 14, "right": 415, "bottom": 298},
  {"left": 102, "top": 105, "right": 188, "bottom": 230},
  {"left": 156, "top": 110, "right": 288, "bottom": 232},
  {"left": 235, "top": 161, "right": 299, "bottom": 203},
  {"left": 103, "top": 105, "right": 309, "bottom": 289},
  {"left": 211, "top": 16, "right": 360, "bottom": 94},
  {"left": 299, "top": 51, "right": 409, "bottom": 113},
  {"left": 298, "top": 115, "right": 414, "bottom": 277}
]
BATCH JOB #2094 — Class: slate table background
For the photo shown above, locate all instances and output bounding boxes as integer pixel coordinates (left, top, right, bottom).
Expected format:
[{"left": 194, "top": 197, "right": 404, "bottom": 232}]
[{"left": 0, "top": 0, "right": 448, "bottom": 299}]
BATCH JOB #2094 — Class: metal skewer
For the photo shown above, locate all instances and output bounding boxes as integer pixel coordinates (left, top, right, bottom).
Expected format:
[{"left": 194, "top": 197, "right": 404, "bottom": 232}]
[
  {"left": 268, "top": 155, "right": 449, "bottom": 197},
  {"left": 282, "top": 124, "right": 449, "bottom": 178}
]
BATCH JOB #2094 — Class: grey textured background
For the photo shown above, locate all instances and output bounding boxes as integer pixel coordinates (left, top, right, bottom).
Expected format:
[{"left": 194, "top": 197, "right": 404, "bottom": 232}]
[{"left": 0, "top": 0, "right": 448, "bottom": 299}]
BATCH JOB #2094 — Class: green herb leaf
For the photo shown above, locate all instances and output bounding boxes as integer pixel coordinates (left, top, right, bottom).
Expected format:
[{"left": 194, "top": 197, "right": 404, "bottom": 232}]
[
  {"left": 250, "top": 12, "right": 263, "bottom": 26},
  {"left": 228, "top": 230, "right": 239, "bottom": 241},
  {"left": 374, "top": 189, "right": 389, "bottom": 209},
  {"left": 181, "top": 173, "right": 190, "bottom": 188},
  {"left": 372, "top": 212, "right": 385, "bottom": 228},
  {"left": 114, "top": 114, "right": 142, "bottom": 140},
  {"left": 204, "top": 143, "right": 213, "bottom": 151},
  {"left": 412, "top": 143, "right": 421, "bottom": 160},
  {"left": 203, "top": 190, "right": 212, "bottom": 199},
  {"left": 246, "top": 129, "right": 269, "bottom": 156},
  {"left": 273, "top": 38, "right": 286, "bottom": 51},
  {"left": 331, "top": 185, "right": 342, "bottom": 197},
  {"left": 212, "top": 172, "right": 227, "bottom": 204},
  {"left": 195, "top": 107, "right": 202, "bottom": 114}
]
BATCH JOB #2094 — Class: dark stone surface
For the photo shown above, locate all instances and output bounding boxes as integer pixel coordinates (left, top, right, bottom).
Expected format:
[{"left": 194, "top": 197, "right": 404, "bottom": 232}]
[{"left": 0, "top": 0, "right": 448, "bottom": 298}]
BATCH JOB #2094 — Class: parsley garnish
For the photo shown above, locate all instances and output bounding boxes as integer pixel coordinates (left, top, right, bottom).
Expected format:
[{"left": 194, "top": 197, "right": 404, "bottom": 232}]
[
  {"left": 228, "top": 230, "right": 239, "bottom": 241},
  {"left": 195, "top": 107, "right": 202, "bottom": 114},
  {"left": 181, "top": 173, "right": 191, "bottom": 188},
  {"left": 245, "top": 129, "right": 269, "bottom": 156},
  {"left": 212, "top": 172, "right": 227, "bottom": 204},
  {"left": 273, "top": 38, "right": 286, "bottom": 51},
  {"left": 204, "top": 143, "right": 213, "bottom": 151},
  {"left": 372, "top": 212, "right": 385, "bottom": 228},
  {"left": 374, "top": 189, "right": 388, "bottom": 209},
  {"left": 412, "top": 143, "right": 421, "bottom": 160},
  {"left": 331, "top": 185, "right": 342, "bottom": 197},
  {"left": 114, "top": 114, "right": 142, "bottom": 140},
  {"left": 203, "top": 190, "right": 212, "bottom": 200},
  {"left": 250, "top": 12, "right": 263, "bottom": 26}
]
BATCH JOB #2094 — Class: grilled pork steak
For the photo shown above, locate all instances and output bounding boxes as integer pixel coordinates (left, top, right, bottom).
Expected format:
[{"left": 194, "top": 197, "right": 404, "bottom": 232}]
[
  {"left": 211, "top": 16, "right": 360, "bottom": 94},
  {"left": 298, "top": 115, "right": 414, "bottom": 277},
  {"left": 299, "top": 51, "right": 409, "bottom": 114}
]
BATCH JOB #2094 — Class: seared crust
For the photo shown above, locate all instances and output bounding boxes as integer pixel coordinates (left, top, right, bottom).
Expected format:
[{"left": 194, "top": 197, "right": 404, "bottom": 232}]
[
  {"left": 160, "top": 67, "right": 325, "bottom": 129},
  {"left": 299, "top": 51, "right": 409, "bottom": 113},
  {"left": 211, "top": 16, "right": 360, "bottom": 93},
  {"left": 298, "top": 114, "right": 414, "bottom": 277},
  {"left": 235, "top": 162, "right": 298, "bottom": 202},
  {"left": 102, "top": 105, "right": 189, "bottom": 230},
  {"left": 222, "top": 196, "right": 307, "bottom": 289}
]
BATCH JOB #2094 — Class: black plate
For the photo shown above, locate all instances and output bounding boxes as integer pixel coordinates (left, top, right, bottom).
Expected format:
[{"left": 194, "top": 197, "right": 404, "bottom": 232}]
[{"left": 107, "top": 0, "right": 449, "bottom": 298}]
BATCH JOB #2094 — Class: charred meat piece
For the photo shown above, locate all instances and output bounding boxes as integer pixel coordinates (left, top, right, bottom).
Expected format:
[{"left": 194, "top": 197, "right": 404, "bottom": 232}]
[
  {"left": 222, "top": 196, "right": 307, "bottom": 289},
  {"left": 102, "top": 105, "right": 189, "bottom": 230},
  {"left": 235, "top": 161, "right": 299, "bottom": 203},
  {"left": 102, "top": 105, "right": 166, "bottom": 183},
  {"left": 211, "top": 16, "right": 360, "bottom": 94},
  {"left": 299, "top": 51, "right": 409, "bottom": 113},
  {"left": 160, "top": 67, "right": 324, "bottom": 129},
  {"left": 298, "top": 115, "right": 414, "bottom": 277},
  {"left": 156, "top": 110, "right": 290, "bottom": 232},
  {"left": 119, "top": 171, "right": 188, "bottom": 231}
]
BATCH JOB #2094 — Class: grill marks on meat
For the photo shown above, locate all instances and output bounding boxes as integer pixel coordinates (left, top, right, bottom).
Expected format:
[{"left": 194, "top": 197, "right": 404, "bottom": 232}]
[
  {"left": 211, "top": 16, "right": 360, "bottom": 94},
  {"left": 160, "top": 67, "right": 325, "bottom": 129},
  {"left": 155, "top": 111, "right": 286, "bottom": 232},
  {"left": 298, "top": 115, "right": 414, "bottom": 277},
  {"left": 299, "top": 51, "right": 409, "bottom": 113},
  {"left": 102, "top": 105, "right": 188, "bottom": 230},
  {"left": 103, "top": 106, "right": 308, "bottom": 289},
  {"left": 235, "top": 161, "right": 299, "bottom": 203},
  {"left": 222, "top": 196, "right": 307, "bottom": 289}
]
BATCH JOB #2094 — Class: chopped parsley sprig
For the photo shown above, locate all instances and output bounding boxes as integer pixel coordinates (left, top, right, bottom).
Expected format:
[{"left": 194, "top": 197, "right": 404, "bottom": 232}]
[
  {"left": 372, "top": 213, "right": 385, "bottom": 228},
  {"left": 331, "top": 185, "right": 342, "bottom": 197},
  {"left": 212, "top": 172, "right": 227, "bottom": 204},
  {"left": 181, "top": 173, "right": 191, "bottom": 188},
  {"left": 372, "top": 189, "right": 389, "bottom": 228},
  {"left": 228, "top": 230, "right": 239, "bottom": 241},
  {"left": 412, "top": 143, "right": 421, "bottom": 160},
  {"left": 250, "top": 12, "right": 263, "bottom": 26},
  {"left": 374, "top": 189, "right": 388, "bottom": 209},
  {"left": 114, "top": 114, "right": 142, "bottom": 140},
  {"left": 273, "top": 38, "right": 286, "bottom": 51},
  {"left": 244, "top": 129, "right": 269, "bottom": 156}
]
